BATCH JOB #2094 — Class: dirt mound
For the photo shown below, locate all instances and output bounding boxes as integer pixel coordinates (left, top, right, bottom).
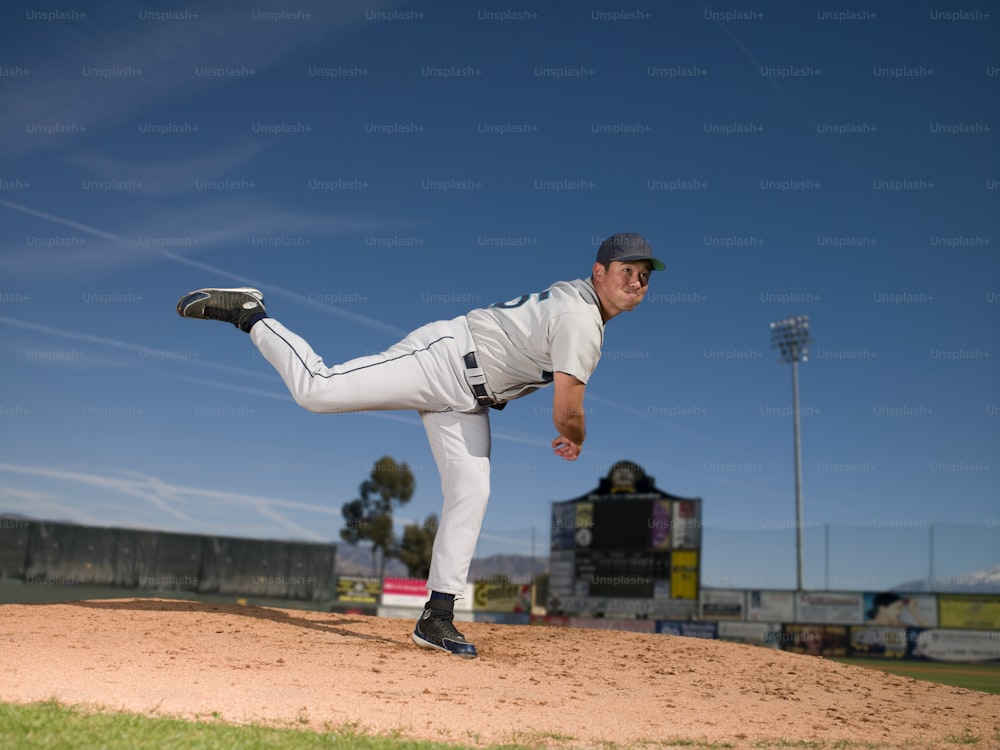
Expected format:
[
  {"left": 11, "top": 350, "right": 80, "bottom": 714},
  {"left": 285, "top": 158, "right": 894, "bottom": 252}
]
[{"left": 0, "top": 599, "right": 996, "bottom": 748}]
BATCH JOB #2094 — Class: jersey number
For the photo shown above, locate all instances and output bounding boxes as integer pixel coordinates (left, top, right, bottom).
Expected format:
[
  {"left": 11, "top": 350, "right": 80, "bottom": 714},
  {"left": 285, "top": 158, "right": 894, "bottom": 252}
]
[{"left": 492, "top": 290, "right": 550, "bottom": 309}]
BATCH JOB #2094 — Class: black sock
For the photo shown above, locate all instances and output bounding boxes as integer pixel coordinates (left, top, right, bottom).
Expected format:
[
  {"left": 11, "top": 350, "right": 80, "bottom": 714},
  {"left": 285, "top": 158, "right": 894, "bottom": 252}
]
[
  {"left": 242, "top": 312, "right": 268, "bottom": 333},
  {"left": 427, "top": 591, "right": 455, "bottom": 613}
]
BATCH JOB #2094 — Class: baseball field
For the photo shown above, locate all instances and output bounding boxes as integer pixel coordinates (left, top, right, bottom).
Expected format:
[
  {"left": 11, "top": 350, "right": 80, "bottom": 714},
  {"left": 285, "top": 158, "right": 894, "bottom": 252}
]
[
  {"left": 1, "top": 598, "right": 998, "bottom": 749},
  {"left": 833, "top": 657, "right": 1000, "bottom": 696}
]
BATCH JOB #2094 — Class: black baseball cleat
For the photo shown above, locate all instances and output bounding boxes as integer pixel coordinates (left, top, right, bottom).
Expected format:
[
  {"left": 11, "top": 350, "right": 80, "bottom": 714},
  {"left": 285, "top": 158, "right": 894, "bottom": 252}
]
[
  {"left": 412, "top": 605, "right": 478, "bottom": 658},
  {"left": 176, "top": 287, "right": 266, "bottom": 332}
]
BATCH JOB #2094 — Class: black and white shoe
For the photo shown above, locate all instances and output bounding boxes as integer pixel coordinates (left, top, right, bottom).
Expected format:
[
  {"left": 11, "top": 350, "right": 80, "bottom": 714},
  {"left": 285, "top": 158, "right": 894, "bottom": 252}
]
[
  {"left": 412, "top": 604, "right": 478, "bottom": 658},
  {"left": 176, "top": 288, "right": 266, "bottom": 332}
]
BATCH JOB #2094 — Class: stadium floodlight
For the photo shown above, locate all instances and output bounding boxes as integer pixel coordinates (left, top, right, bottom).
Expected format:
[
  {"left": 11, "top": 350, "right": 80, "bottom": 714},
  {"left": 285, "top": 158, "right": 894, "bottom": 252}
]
[{"left": 770, "top": 315, "right": 814, "bottom": 591}]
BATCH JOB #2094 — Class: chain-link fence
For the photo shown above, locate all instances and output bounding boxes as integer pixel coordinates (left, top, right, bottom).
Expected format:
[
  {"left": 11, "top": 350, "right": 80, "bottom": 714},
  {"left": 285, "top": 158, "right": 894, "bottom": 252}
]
[{"left": 478, "top": 522, "right": 999, "bottom": 592}]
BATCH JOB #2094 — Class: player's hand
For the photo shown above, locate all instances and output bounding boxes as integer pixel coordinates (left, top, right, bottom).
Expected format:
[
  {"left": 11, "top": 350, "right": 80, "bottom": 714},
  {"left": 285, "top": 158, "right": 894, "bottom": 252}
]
[{"left": 552, "top": 435, "right": 581, "bottom": 461}]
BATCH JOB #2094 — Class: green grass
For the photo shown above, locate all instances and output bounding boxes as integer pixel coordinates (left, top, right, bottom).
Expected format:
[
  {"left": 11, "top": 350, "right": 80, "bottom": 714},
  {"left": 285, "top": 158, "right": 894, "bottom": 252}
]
[
  {"left": 3, "top": 700, "right": 997, "bottom": 750},
  {"left": 0, "top": 701, "right": 491, "bottom": 750},
  {"left": 832, "top": 657, "right": 1000, "bottom": 695}
]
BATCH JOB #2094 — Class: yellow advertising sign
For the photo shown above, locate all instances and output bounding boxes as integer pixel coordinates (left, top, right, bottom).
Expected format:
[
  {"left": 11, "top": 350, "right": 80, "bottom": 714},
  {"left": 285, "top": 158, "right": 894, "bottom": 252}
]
[
  {"left": 336, "top": 576, "right": 381, "bottom": 604},
  {"left": 671, "top": 549, "right": 699, "bottom": 600},
  {"left": 473, "top": 581, "right": 532, "bottom": 612},
  {"left": 938, "top": 595, "right": 1000, "bottom": 630}
]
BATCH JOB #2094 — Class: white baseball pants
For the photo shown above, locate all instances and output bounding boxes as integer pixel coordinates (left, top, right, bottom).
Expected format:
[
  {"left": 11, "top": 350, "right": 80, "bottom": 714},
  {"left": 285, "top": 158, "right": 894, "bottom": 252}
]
[{"left": 250, "top": 316, "right": 491, "bottom": 596}]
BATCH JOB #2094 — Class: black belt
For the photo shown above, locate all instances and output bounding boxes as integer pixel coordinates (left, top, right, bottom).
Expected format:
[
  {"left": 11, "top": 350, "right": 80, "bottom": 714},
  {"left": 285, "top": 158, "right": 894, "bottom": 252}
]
[{"left": 463, "top": 352, "right": 505, "bottom": 410}]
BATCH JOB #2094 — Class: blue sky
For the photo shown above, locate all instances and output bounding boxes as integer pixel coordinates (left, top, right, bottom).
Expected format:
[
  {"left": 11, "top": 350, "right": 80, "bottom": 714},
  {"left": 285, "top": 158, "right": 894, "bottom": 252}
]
[{"left": 1, "top": 1, "right": 997, "bottom": 591}]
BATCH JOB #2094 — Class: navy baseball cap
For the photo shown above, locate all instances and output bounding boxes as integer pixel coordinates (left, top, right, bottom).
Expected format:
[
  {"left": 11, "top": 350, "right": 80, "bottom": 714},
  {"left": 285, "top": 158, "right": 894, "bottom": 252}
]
[{"left": 596, "top": 233, "right": 665, "bottom": 271}]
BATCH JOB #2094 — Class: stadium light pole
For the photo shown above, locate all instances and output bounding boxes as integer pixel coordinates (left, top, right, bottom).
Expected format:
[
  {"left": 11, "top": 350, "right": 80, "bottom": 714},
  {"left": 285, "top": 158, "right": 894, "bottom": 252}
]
[{"left": 770, "top": 315, "right": 814, "bottom": 592}]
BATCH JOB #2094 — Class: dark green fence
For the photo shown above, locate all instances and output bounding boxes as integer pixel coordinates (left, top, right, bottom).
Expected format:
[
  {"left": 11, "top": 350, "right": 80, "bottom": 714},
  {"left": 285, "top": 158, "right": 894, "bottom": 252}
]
[{"left": 4, "top": 520, "right": 336, "bottom": 601}]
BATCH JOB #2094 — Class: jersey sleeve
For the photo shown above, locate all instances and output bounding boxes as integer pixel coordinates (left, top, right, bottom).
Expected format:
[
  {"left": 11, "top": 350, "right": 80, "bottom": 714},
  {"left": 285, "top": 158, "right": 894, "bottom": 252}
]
[{"left": 548, "top": 312, "right": 603, "bottom": 383}]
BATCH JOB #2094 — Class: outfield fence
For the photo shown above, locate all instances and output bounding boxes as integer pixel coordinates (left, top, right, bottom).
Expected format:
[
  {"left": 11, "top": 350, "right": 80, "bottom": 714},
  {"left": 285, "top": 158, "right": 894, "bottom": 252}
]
[{"left": 475, "top": 522, "right": 999, "bottom": 592}]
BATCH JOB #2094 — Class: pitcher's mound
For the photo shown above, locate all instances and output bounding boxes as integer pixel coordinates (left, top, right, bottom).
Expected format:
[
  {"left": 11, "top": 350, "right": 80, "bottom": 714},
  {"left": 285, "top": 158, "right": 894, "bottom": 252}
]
[{"left": 1, "top": 599, "right": 997, "bottom": 748}]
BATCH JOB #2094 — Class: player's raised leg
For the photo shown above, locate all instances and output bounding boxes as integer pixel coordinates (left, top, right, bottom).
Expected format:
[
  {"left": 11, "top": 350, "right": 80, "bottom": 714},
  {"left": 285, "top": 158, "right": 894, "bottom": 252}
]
[
  {"left": 249, "top": 317, "right": 472, "bottom": 414},
  {"left": 178, "top": 287, "right": 478, "bottom": 415}
]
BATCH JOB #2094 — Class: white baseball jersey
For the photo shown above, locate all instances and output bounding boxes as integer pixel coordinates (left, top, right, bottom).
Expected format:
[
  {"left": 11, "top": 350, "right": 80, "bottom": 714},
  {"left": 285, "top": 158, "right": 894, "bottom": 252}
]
[{"left": 466, "top": 278, "right": 605, "bottom": 402}]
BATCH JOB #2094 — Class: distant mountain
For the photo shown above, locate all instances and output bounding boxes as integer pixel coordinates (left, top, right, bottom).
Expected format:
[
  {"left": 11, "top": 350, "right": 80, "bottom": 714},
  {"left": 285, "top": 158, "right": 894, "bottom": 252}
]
[
  {"left": 469, "top": 554, "right": 548, "bottom": 584},
  {"left": 333, "top": 543, "right": 407, "bottom": 578},
  {"left": 891, "top": 564, "right": 1000, "bottom": 594}
]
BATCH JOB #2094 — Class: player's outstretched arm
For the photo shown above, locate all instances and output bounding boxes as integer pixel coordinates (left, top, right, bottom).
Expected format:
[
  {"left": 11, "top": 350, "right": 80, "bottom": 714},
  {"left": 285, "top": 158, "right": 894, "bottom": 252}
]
[{"left": 551, "top": 372, "right": 586, "bottom": 461}]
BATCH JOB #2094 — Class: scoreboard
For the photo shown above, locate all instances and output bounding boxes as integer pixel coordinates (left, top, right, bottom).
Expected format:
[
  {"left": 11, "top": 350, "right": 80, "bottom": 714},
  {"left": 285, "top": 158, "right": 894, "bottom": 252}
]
[{"left": 548, "top": 461, "right": 702, "bottom": 617}]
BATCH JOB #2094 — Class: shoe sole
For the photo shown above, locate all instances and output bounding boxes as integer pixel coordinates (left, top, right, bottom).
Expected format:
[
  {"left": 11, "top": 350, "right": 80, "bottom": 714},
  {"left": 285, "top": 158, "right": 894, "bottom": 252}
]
[
  {"left": 411, "top": 630, "right": 478, "bottom": 658},
  {"left": 177, "top": 287, "right": 263, "bottom": 319}
]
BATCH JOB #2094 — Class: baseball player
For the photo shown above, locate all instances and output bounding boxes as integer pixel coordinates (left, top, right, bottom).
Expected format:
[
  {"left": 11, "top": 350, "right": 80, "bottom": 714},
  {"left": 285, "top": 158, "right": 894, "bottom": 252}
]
[{"left": 176, "top": 232, "right": 663, "bottom": 658}]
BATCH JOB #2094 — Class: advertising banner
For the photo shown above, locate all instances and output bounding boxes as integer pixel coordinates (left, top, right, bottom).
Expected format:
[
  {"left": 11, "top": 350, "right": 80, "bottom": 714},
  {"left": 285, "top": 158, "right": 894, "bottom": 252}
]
[
  {"left": 700, "top": 589, "right": 745, "bottom": 621},
  {"left": 938, "top": 595, "right": 1000, "bottom": 630},
  {"left": 336, "top": 576, "right": 381, "bottom": 604},
  {"left": 747, "top": 590, "right": 795, "bottom": 622},
  {"left": 795, "top": 592, "right": 864, "bottom": 624},
  {"left": 670, "top": 549, "right": 699, "bottom": 599},
  {"left": 780, "top": 624, "right": 850, "bottom": 657},
  {"left": 656, "top": 620, "right": 718, "bottom": 639},
  {"left": 381, "top": 579, "right": 474, "bottom": 611},
  {"left": 909, "top": 628, "right": 1000, "bottom": 663},
  {"left": 650, "top": 500, "right": 672, "bottom": 550},
  {"left": 555, "top": 595, "right": 698, "bottom": 618},
  {"left": 672, "top": 500, "right": 700, "bottom": 548},
  {"left": 380, "top": 577, "right": 428, "bottom": 606},
  {"left": 862, "top": 592, "right": 937, "bottom": 627},
  {"left": 718, "top": 621, "right": 781, "bottom": 648},
  {"left": 473, "top": 581, "right": 531, "bottom": 613},
  {"left": 849, "top": 626, "right": 909, "bottom": 659}
]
